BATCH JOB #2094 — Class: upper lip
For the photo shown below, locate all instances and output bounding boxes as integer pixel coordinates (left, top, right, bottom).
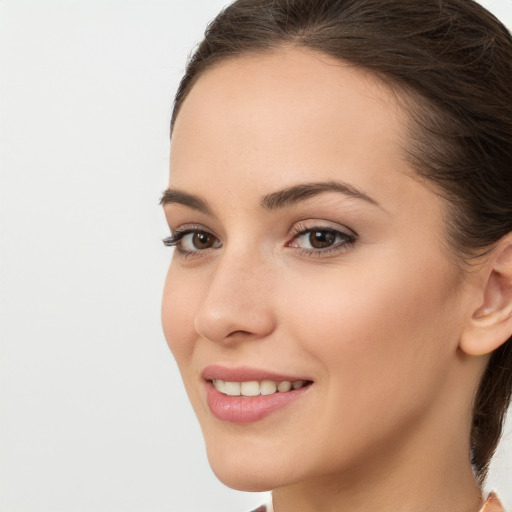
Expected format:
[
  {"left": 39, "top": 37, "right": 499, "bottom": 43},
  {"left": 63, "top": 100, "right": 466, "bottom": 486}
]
[{"left": 201, "top": 364, "right": 312, "bottom": 383}]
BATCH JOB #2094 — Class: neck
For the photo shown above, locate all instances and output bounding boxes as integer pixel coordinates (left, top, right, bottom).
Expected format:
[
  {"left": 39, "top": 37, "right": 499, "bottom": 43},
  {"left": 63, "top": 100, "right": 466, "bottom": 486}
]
[{"left": 272, "top": 454, "right": 482, "bottom": 512}]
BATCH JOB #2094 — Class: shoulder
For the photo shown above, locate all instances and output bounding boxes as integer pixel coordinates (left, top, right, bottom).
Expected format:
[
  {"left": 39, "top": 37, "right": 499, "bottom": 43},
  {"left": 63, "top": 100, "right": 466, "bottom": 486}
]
[
  {"left": 480, "top": 492, "right": 505, "bottom": 512},
  {"left": 249, "top": 503, "right": 273, "bottom": 512}
]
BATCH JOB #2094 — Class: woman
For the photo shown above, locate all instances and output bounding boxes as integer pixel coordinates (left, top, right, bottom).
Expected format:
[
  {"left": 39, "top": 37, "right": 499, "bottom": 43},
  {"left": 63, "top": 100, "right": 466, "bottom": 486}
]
[{"left": 161, "top": 1, "right": 512, "bottom": 510}]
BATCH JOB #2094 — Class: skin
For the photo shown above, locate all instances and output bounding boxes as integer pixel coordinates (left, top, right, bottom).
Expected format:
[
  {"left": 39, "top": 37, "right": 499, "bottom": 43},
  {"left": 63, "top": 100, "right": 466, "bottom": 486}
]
[{"left": 161, "top": 49, "right": 492, "bottom": 512}]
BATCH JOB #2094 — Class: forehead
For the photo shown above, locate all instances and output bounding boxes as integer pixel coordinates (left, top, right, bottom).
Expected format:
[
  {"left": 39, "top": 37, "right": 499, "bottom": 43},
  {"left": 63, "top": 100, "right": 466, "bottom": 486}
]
[
  {"left": 170, "top": 48, "right": 408, "bottom": 181},
  {"left": 169, "top": 48, "right": 427, "bottom": 218}
]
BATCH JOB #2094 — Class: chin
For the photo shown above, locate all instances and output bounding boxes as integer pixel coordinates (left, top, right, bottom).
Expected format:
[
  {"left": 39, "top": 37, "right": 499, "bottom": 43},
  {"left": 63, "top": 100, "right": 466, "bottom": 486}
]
[
  {"left": 210, "top": 466, "right": 275, "bottom": 492},
  {"left": 204, "top": 437, "right": 296, "bottom": 492}
]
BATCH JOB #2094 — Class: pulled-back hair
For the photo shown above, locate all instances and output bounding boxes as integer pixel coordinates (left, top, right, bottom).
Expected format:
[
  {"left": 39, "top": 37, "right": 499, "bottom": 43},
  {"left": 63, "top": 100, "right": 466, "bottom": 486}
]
[{"left": 171, "top": 0, "right": 512, "bottom": 485}]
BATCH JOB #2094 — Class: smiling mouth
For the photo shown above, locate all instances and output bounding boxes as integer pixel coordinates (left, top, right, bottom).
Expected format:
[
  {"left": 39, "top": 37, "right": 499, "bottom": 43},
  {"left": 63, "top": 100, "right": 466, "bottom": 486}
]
[
  {"left": 211, "top": 379, "right": 312, "bottom": 397},
  {"left": 205, "top": 372, "right": 314, "bottom": 423}
]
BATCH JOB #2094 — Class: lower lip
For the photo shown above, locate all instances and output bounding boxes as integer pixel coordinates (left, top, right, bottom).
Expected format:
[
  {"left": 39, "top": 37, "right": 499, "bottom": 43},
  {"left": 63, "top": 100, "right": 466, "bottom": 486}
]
[{"left": 205, "top": 382, "right": 311, "bottom": 423}]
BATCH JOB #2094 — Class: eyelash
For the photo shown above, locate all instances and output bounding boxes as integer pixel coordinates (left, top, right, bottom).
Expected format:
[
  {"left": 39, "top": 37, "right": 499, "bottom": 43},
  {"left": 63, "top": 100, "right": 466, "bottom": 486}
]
[{"left": 163, "top": 223, "right": 357, "bottom": 258}]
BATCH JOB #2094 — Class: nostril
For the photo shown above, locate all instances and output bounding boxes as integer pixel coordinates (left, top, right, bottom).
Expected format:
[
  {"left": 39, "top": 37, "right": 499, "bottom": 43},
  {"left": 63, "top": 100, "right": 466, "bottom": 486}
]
[{"left": 226, "top": 329, "right": 254, "bottom": 338}]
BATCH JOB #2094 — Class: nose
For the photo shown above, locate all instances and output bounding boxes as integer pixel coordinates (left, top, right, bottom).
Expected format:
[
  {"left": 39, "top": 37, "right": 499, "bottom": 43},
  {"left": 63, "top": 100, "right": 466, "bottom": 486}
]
[{"left": 193, "top": 250, "right": 276, "bottom": 345}]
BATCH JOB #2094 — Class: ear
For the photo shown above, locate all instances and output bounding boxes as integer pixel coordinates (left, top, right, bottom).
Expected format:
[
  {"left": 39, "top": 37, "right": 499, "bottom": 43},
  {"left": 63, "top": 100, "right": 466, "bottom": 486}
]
[{"left": 459, "top": 235, "right": 512, "bottom": 356}]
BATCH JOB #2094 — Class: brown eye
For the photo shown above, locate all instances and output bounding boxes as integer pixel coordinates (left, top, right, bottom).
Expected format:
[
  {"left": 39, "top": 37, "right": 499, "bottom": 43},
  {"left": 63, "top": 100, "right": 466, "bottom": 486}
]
[
  {"left": 181, "top": 230, "right": 221, "bottom": 252},
  {"left": 192, "top": 232, "right": 217, "bottom": 250},
  {"left": 309, "top": 230, "right": 337, "bottom": 249},
  {"left": 163, "top": 229, "right": 222, "bottom": 254},
  {"left": 287, "top": 225, "right": 356, "bottom": 255}
]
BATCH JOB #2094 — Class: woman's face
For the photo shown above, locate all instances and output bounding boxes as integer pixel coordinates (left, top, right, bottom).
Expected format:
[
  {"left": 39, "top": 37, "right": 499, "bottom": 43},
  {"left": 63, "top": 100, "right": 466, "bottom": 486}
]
[{"left": 162, "top": 49, "right": 474, "bottom": 491}]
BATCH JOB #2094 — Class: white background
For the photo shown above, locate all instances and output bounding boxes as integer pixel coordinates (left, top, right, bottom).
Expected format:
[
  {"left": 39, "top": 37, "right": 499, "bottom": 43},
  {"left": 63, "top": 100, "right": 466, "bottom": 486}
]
[{"left": 1, "top": 1, "right": 511, "bottom": 511}]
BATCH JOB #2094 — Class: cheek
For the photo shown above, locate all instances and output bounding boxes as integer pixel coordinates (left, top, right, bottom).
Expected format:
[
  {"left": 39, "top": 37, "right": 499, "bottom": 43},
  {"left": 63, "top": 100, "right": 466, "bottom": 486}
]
[
  {"left": 281, "top": 253, "right": 460, "bottom": 421},
  {"left": 161, "top": 263, "right": 199, "bottom": 367}
]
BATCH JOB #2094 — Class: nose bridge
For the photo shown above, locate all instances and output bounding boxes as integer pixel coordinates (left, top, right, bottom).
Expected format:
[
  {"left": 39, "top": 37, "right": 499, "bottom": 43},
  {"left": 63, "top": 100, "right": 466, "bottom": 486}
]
[
  {"left": 193, "top": 243, "right": 275, "bottom": 344},
  {"left": 211, "top": 248, "right": 261, "bottom": 303}
]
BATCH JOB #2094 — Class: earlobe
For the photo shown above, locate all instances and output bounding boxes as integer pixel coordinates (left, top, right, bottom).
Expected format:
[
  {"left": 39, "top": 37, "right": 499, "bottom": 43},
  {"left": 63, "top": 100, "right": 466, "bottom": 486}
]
[{"left": 460, "top": 238, "right": 512, "bottom": 357}]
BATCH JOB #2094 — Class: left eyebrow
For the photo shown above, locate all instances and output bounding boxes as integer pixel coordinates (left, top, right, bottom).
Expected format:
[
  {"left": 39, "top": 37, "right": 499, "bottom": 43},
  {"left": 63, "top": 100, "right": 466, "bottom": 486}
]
[
  {"left": 159, "top": 188, "right": 212, "bottom": 215},
  {"left": 260, "top": 180, "right": 383, "bottom": 210}
]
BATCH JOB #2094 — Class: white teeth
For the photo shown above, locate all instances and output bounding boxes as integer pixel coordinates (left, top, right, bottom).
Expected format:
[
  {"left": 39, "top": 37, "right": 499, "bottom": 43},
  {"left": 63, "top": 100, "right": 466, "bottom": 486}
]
[
  {"left": 260, "top": 380, "right": 277, "bottom": 395},
  {"left": 277, "top": 381, "right": 292, "bottom": 392},
  {"left": 212, "top": 379, "right": 308, "bottom": 396},
  {"left": 223, "top": 381, "right": 241, "bottom": 396},
  {"left": 240, "top": 381, "right": 260, "bottom": 397},
  {"left": 213, "top": 379, "right": 226, "bottom": 393}
]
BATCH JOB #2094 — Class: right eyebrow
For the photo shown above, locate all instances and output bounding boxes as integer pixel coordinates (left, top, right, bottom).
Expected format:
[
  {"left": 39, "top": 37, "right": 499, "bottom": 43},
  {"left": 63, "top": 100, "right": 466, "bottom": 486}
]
[
  {"left": 159, "top": 188, "right": 212, "bottom": 215},
  {"left": 260, "top": 180, "right": 383, "bottom": 211}
]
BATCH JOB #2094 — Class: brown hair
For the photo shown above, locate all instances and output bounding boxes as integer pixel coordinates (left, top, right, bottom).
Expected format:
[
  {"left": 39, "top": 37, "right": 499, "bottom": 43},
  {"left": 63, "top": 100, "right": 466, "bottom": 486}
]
[{"left": 171, "top": 0, "right": 512, "bottom": 485}]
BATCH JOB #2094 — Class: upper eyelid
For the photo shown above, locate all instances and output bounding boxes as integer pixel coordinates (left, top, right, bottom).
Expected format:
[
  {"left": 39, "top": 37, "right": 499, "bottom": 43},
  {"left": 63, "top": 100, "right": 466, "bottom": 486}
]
[
  {"left": 290, "top": 219, "right": 358, "bottom": 237},
  {"left": 163, "top": 224, "right": 216, "bottom": 242},
  {"left": 171, "top": 223, "right": 218, "bottom": 236}
]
